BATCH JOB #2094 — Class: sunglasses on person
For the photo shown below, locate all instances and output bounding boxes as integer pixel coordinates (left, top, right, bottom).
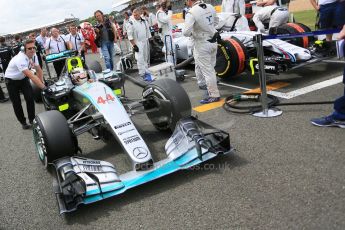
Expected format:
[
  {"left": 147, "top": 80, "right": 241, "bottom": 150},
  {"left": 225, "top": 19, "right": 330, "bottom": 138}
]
[{"left": 27, "top": 46, "right": 37, "bottom": 51}]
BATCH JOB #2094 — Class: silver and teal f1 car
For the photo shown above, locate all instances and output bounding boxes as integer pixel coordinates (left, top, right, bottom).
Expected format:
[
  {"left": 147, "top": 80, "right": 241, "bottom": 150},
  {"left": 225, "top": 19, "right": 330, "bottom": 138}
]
[{"left": 32, "top": 55, "right": 233, "bottom": 214}]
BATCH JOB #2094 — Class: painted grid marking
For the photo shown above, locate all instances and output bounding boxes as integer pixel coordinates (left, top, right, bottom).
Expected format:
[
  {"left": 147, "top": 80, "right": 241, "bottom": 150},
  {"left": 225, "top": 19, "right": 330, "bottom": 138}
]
[{"left": 267, "top": 76, "right": 343, "bottom": 99}]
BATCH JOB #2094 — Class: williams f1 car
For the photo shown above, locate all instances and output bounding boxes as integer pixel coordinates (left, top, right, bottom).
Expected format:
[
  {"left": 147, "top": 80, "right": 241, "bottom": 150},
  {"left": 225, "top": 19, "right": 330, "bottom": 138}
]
[
  {"left": 173, "top": 17, "right": 335, "bottom": 80},
  {"left": 32, "top": 55, "right": 233, "bottom": 214}
]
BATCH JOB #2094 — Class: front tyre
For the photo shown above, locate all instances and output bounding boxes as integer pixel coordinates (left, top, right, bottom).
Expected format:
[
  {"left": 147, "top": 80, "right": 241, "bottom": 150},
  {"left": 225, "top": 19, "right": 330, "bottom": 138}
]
[
  {"left": 33, "top": 111, "right": 77, "bottom": 168},
  {"left": 143, "top": 78, "right": 191, "bottom": 131}
]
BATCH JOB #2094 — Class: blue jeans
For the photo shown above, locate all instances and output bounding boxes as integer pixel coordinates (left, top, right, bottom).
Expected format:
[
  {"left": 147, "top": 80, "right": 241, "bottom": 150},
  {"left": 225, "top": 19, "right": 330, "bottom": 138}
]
[
  {"left": 101, "top": 41, "right": 115, "bottom": 70},
  {"left": 332, "top": 66, "right": 345, "bottom": 120}
]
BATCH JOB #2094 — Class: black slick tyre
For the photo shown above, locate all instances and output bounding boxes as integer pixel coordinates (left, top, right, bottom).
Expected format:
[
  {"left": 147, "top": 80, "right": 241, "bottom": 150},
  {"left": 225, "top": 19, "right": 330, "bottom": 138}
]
[
  {"left": 33, "top": 110, "right": 77, "bottom": 168},
  {"left": 273, "top": 23, "right": 313, "bottom": 48},
  {"left": 143, "top": 78, "right": 191, "bottom": 131},
  {"left": 215, "top": 37, "right": 247, "bottom": 80}
]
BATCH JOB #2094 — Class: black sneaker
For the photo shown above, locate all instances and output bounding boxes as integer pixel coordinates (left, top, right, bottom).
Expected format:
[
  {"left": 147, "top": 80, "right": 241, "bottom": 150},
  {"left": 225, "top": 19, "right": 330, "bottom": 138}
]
[
  {"left": 0, "top": 97, "right": 9, "bottom": 103},
  {"left": 21, "top": 123, "right": 31, "bottom": 130}
]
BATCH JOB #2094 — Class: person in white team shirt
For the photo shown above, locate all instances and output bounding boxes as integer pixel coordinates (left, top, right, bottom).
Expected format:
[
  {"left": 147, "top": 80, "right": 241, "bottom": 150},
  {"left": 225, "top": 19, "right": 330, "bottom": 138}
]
[
  {"left": 65, "top": 24, "right": 85, "bottom": 59},
  {"left": 156, "top": 0, "right": 176, "bottom": 64},
  {"left": 127, "top": 8, "right": 152, "bottom": 80},
  {"left": 45, "top": 27, "right": 70, "bottom": 77},
  {"left": 4, "top": 39, "right": 47, "bottom": 129},
  {"left": 252, "top": 0, "right": 289, "bottom": 34},
  {"left": 183, "top": 0, "right": 221, "bottom": 104}
]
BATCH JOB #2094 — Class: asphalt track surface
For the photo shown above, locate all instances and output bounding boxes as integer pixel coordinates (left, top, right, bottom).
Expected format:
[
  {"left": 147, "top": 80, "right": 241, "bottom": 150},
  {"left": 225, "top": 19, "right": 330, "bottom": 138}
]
[{"left": 1, "top": 53, "right": 345, "bottom": 229}]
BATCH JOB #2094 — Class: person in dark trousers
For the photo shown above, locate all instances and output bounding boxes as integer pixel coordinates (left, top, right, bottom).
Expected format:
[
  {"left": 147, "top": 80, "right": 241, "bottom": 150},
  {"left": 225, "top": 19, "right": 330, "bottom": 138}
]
[
  {"left": 311, "top": 24, "right": 345, "bottom": 128},
  {"left": 0, "top": 36, "right": 12, "bottom": 102},
  {"left": 4, "top": 39, "right": 47, "bottom": 129}
]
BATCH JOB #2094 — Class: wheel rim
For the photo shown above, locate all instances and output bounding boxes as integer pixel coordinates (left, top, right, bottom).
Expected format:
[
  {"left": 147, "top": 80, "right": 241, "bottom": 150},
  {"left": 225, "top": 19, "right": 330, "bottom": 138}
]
[{"left": 33, "top": 125, "right": 47, "bottom": 166}]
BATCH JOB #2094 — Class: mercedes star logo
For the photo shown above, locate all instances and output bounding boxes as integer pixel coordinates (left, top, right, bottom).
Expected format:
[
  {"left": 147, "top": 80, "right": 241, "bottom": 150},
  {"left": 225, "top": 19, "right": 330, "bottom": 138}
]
[{"left": 133, "top": 147, "right": 148, "bottom": 159}]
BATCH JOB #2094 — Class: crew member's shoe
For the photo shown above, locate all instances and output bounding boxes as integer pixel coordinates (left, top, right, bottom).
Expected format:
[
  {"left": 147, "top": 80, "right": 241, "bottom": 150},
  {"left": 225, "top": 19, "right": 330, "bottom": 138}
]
[
  {"left": 310, "top": 115, "right": 345, "bottom": 128},
  {"left": 200, "top": 97, "right": 220, "bottom": 104},
  {"left": 0, "top": 97, "right": 9, "bottom": 103},
  {"left": 143, "top": 72, "right": 153, "bottom": 82},
  {"left": 21, "top": 122, "right": 31, "bottom": 130}
]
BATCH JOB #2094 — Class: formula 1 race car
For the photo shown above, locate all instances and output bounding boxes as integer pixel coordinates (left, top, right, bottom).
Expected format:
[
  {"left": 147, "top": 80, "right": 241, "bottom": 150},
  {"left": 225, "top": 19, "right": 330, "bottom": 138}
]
[
  {"left": 173, "top": 19, "right": 335, "bottom": 80},
  {"left": 32, "top": 55, "right": 233, "bottom": 214}
]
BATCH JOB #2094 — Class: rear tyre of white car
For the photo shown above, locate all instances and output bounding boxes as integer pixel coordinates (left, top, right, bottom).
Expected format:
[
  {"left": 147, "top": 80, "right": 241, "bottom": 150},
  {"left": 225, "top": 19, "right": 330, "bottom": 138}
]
[
  {"left": 143, "top": 78, "right": 191, "bottom": 131},
  {"left": 273, "top": 23, "right": 313, "bottom": 49},
  {"left": 33, "top": 110, "right": 77, "bottom": 168}
]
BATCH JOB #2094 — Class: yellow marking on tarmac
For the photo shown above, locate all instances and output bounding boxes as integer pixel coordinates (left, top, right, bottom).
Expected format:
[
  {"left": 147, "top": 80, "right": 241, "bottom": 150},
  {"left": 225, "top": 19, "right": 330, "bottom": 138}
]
[
  {"left": 193, "top": 82, "right": 289, "bottom": 113},
  {"left": 243, "top": 82, "right": 290, "bottom": 94},
  {"left": 193, "top": 99, "right": 225, "bottom": 112}
]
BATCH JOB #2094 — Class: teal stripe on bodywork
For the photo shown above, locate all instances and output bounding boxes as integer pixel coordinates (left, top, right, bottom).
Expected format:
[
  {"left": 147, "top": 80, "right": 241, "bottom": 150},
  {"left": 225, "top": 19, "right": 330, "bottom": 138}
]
[
  {"left": 84, "top": 194, "right": 103, "bottom": 204},
  {"left": 82, "top": 148, "right": 217, "bottom": 204},
  {"left": 85, "top": 187, "right": 101, "bottom": 196}
]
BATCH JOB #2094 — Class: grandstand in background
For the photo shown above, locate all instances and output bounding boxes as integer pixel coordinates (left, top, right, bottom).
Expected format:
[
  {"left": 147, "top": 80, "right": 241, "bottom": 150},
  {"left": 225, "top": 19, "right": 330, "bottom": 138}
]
[
  {"left": 3, "top": 18, "right": 78, "bottom": 42},
  {"left": 112, "top": 0, "right": 222, "bottom": 21}
]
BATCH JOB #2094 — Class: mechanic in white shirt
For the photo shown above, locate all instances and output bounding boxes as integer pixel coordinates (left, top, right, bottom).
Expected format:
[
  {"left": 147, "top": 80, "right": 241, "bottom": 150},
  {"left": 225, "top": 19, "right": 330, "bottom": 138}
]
[
  {"left": 221, "top": 0, "right": 245, "bottom": 15},
  {"left": 127, "top": 8, "right": 152, "bottom": 79},
  {"left": 156, "top": 0, "right": 176, "bottom": 64},
  {"left": 252, "top": 2, "right": 289, "bottom": 34},
  {"left": 183, "top": 0, "right": 221, "bottom": 104},
  {"left": 5, "top": 39, "right": 46, "bottom": 129},
  {"left": 65, "top": 24, "right": 85, "bottom": 59},
  {"left": 45, "top": 27, "right": 70, "bottom": 77}
]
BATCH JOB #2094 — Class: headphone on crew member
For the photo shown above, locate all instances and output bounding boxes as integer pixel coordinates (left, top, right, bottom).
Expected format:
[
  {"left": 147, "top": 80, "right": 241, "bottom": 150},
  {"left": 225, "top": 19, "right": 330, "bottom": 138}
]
[{"left": 20, "top": 39, "right": 36, "bottom": 53}]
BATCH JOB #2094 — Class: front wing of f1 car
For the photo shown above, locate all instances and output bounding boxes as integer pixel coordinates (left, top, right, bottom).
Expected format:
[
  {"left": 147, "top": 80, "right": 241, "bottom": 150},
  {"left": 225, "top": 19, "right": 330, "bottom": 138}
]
[{"left": 53, "top": 117, "right": 232, "bottom": 214}]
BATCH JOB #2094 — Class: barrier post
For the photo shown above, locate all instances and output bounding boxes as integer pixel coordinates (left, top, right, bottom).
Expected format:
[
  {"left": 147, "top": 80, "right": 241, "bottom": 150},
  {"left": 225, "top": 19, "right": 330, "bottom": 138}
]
[{"left": 252, "top": 33, "right": 282, "bottom": 118}]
